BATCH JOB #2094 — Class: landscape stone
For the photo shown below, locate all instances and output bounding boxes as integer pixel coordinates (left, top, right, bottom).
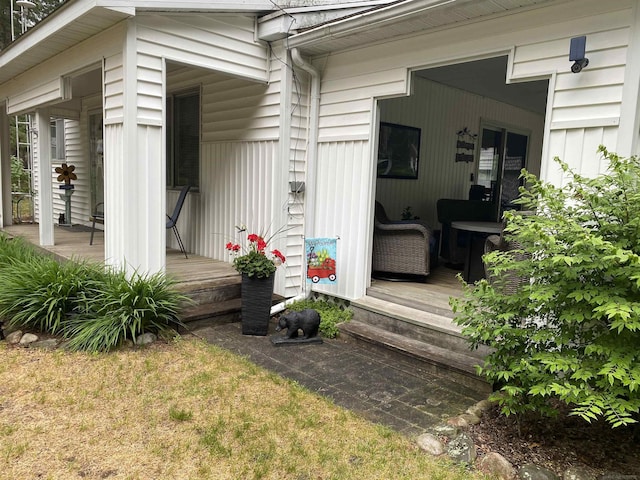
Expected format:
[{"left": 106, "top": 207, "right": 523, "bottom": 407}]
[
  {"left": 600, "top": 475, "right": 638, "bottom": 480},
  {"left": 431, "top": 423, "right": 459, "bottom": 438},
  {"left": 30, "top": 339, "right": 60, "bottom": 350},
  {"left": 19, "top": 333, "right": 39, "bottom": 345},
  {"left": 416, "top": 433, "right": 444, "bottom": 456},
  {"left": 5, "top": 330, "right": 23, "bottom": 344},
  {"left": 466, "top": 399, "right": 492, "bottom": 418},
  {"left": 477, "top": 452, "right": 516, "bottom": 480},
  {"left": 460, "top": 412, "right": 480, "bottom": 425},
  {"left": 518, "top": 464, "right": 560, "bottom": 480},
  {"left": 446, "top": 432, "right": 476, "bottom": 464},
  {"left": 136, "top": 333, "right": 157, "bottom": 345},
  {"left": 446, "top": 415, "right": 470, "bottom": 429},
  {"left": 562, "top": 466, "right": 596, "bottom": 480}
]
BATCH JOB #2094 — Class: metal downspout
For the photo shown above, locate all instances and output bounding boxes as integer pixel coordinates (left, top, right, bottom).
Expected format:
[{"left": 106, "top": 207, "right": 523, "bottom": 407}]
[{"left": 270, "top": 48, "right": 321, "bottom": 316}]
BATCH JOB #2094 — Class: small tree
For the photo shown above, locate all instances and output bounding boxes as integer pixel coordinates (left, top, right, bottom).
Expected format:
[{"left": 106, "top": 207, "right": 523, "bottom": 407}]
[
  {"left": 452, "top": 146, "right": 640, "bottom": 427},
  {"left": 11, "top": 155, "right": 30, "bottom": 193}
]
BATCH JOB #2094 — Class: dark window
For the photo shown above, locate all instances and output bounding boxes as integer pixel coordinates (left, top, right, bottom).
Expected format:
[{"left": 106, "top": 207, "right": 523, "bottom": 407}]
[{"left": 167, "top": 90, "right": 200, "bottom": 188}]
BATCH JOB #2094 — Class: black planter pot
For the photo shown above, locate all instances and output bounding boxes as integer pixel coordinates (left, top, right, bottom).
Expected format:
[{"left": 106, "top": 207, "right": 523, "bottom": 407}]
[{"left": 240, "top": 273, "right": 275, "bottom": 336}]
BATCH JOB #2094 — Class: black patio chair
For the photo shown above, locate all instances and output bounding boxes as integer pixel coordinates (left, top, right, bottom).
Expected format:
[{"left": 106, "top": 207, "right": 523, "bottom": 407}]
[
  {"left": 89, "top": 202, "right": 104, "bottom": 245},
  {"left": 167, "top": 185, "right": 191, "bottom": 258}
]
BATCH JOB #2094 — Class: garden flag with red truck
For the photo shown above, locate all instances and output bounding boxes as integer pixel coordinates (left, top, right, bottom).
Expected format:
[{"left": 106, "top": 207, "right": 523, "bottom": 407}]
[{"left": 305, "top": 238, "right": 337, "bottom": 284}]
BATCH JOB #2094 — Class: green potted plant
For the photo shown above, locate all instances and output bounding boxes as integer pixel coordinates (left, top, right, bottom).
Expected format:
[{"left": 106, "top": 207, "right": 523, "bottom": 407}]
[{"left": 226, "top": 233, "right": 286, "bottom": 335}]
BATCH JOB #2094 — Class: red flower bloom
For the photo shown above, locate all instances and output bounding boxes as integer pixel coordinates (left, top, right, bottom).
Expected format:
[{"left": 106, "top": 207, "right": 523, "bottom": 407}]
[
  {"left": 272, "top": 249, "right": 286, "bottom": 264},
  {"left": 226, "top": 242, "right": 240, "bottom": 252}
]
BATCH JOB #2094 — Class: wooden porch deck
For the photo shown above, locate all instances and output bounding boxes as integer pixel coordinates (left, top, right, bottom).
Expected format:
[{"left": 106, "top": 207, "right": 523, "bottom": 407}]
[{"left": 1, "top": 223, "right": 237, "bottom": 284}]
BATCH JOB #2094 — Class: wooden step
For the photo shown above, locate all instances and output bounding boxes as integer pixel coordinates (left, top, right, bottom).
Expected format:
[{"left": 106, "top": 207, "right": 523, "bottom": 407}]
[
  {"left": 345, "top": 296, "right": 492, "bottom": 393},
  {"left": 350, "top": 296, "right": 489, "bottom": 358},
  {"left": 340, "top": 319, "right": 492, "bottom": 394}
]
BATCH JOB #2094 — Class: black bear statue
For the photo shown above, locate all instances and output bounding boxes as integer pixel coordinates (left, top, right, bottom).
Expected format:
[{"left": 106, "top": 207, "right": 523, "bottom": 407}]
[{"left": 272, "top": 308, "right": 323, "bottom": 346}]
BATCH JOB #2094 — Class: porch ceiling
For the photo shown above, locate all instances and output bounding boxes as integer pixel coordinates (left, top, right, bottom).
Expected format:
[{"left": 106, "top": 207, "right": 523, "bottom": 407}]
[
  {"left": 287, "top": 0, "right": 570, "bottom": 56},
  {"left": 0, "top": 3, "right": 131, "bottom": 86},
  {"left": 0, "top": 0, "right": 279, "bottom": 88}
]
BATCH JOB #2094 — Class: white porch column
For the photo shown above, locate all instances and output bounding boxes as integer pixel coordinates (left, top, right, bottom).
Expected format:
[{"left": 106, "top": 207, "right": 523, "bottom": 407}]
[
  {"left": 0, "top": 106, "right": 11, "bottom": 228},
  {"left": 618, "top": 2, "right": 640, "bottom": 157},
  {"left": 35, "top": 108, "right": 54, "bottom": 246},
  {"left": 103, "top": 21, "right": 166, "bottom": 277}
]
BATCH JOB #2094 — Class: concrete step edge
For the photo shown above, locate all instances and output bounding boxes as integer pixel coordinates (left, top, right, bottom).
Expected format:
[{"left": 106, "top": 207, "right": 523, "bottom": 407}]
[
  {"left": 351, "top": 295, "right": 464, "bottom": 336},
  {"left": 340, "top": 320, "right": 491, "bottom": 393}
]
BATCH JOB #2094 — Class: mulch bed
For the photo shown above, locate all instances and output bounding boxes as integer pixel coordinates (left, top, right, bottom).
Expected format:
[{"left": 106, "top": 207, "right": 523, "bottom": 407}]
[{"left": 469, "top": 403, "right": 640, "bottom": 476}]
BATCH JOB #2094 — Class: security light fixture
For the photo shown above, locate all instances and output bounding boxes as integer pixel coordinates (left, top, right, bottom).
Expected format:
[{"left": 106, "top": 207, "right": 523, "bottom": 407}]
[{"left": 570, "top": 36, "right": 589, "bottom": 73}]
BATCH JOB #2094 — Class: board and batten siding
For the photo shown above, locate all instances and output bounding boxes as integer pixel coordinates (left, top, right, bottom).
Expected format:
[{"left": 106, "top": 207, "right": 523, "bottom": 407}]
[
  {"left": 376, "top": 76, "right": 545, "bottom": 230},
  {"left": 165, "top": 56, "right": 296, "bottom": 294},
  {"left": 50, "top": 118, "right": 87, "bottom": 226},
  {"left": 303, "top": 0, "right": 637, "bottom": 300}
]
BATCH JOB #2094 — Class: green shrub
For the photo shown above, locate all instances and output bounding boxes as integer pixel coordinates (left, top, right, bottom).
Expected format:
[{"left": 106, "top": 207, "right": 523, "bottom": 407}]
[
  {"left": 0, "top": 256, "right": 106, "bottom": 334},
  {"left": 0, "top": 235, "right": 187, "bottom": 352},
  {"left": 285, "top": 298, "right": 352, "bottom": 338},
  {"left": 63, "top": 270, "right": 187, "bottom": 353},
  {"left": 452, "top": 146, "right": 640, "bottom": 427}
]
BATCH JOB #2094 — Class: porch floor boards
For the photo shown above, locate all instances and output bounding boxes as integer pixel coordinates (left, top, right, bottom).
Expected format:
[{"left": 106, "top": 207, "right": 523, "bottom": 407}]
[
  {"left": 0, "top": 224, "right": 237, "bottom": 286},
  {"left": 367, "top": 264, "right": 463, "bottom": 317}
]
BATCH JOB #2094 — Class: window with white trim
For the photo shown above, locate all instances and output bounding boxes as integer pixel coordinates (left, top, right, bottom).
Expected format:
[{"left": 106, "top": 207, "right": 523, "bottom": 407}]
[{"left": 166, "top": 89, "right": 200, "bottom": 189}]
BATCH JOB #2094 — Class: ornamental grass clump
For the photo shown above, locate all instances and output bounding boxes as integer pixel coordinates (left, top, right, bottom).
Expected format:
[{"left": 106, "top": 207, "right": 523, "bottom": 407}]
[
  {"left": 0, "top": 253, "right": 106, "bottom": 335},
  {"left": 0, "top": 233, "right": 187, "bottom": 352},
  {"left": 63, "top": 270, "right": 188, "bottom": 353},
  {"left": 452, "top": 146, "right": 640, "bottom": 428}
]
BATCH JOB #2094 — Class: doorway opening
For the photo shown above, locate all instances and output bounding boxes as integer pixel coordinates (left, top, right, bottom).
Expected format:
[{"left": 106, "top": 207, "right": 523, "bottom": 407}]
[{"left": 371, "top": 55, "right": 548, "bottom": 305}]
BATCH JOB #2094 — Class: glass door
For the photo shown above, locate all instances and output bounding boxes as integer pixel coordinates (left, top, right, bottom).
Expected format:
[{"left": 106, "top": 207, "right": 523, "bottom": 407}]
[{"left": 477, "top": 124, "right": 528, "bottom": 219}]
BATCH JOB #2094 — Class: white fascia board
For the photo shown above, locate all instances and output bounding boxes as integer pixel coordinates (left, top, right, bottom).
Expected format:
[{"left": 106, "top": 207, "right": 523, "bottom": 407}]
[
  {"left": 286, "top": 0, "right": 467, "bottom": 47},
  {"left": 258, "top": 4, "right": 393, "bottom": 41},
  {"left": 95, "top": 0, "right": 276, "bottom": 11}
]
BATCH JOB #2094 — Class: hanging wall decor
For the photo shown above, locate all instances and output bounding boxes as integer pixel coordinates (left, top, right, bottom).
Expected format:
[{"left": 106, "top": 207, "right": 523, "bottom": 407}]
[{"left": 455, "top": 127, "right": 477, "bottom": 163}]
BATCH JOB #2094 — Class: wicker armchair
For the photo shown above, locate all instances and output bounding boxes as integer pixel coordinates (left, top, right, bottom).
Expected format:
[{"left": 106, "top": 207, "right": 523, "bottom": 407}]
[
  {"left": 372, "top": 201, "right": 433, "bottom": 278},
  {"left": 483, "top": 233, "right": 528, "bottom": 294}
]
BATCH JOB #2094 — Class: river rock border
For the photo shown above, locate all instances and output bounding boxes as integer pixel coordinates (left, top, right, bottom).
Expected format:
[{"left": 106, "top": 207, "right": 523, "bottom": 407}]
[
  {"left": 3, "top": 329, "right": 158, "bottom": 350},
  {"left": 416, "top": 399, "right": 638, "bottom": 480}
]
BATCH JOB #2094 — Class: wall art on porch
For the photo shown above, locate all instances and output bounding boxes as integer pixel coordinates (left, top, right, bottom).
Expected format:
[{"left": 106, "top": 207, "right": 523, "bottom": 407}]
[
  {"left": 377, "top": 122, "right": 421, "bottom": 179},
  {"left": 305, "top": 238, "right": 337, "bottom": 284}
]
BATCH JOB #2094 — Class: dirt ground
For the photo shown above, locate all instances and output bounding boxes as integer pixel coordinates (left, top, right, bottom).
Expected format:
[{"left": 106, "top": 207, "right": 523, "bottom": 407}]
[{"left": 469, "top": 403, "right": 640, "bottom": 476}]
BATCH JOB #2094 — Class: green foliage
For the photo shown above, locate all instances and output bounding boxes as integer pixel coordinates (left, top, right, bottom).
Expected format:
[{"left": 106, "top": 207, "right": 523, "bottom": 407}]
[
  {"left": 286, "top": 298, "right": 352, "bottom": 338},
  {"left": 0, "top": 253, "right": 106, "bottom": 334},
  {"left": 0, "top": 234, "right": 39, "bottom": 264},
  {"left": 451, "top": 146, "right": 640, "bottom": 427},
  {"left": 64, "top": 270, "right": 187, "bottom": 352},
  {"left": 11, "top": 156, "right": 30, "bottom": 193},
  {"left": 401, "top": 206, "right": 419, "bottom": 221},
  {"left": 233, "top": 250, "right": 276, "bottom": 279},
  {"left": 0, "top": 234, "right": 187, "bottom": 352}
]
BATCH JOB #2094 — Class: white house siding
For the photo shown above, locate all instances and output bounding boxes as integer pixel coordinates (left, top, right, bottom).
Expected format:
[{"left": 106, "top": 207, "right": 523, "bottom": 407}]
[
  {"left": 304, "top": 0, "right": 635, "bottom": 300},
  {"left": 283, "top": 62, "right": 310, "bottom": 297},
  {"left": 165, "top": 53, "right": 294, "bottom": 293},
  {"left": 51, "top": 118, "right": 87, "bottom": 226},
  {"left": 376, "top": 77, "right": 545, "bottom": 229},
  {"left": 136, "top": 14, "right": 269, "bottom": 83}
]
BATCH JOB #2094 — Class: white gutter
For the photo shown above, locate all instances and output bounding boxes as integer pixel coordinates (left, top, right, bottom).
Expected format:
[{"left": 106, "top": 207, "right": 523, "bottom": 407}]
[
  {"left": 286, "top": 0, "right": 467, "bottom": 47},
  {"left": 270, "top": 47, "right": 321, "bottom": 316}
]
